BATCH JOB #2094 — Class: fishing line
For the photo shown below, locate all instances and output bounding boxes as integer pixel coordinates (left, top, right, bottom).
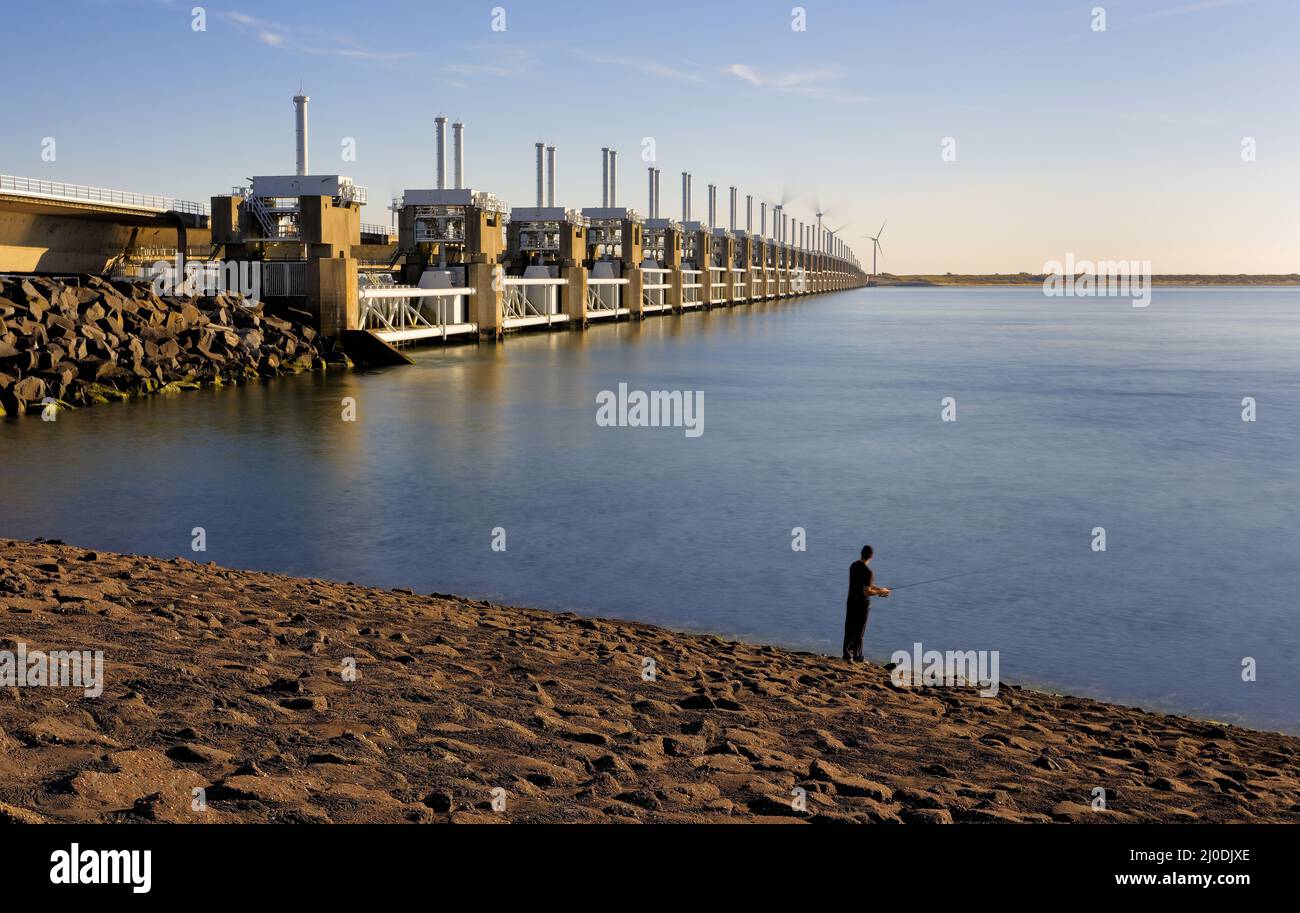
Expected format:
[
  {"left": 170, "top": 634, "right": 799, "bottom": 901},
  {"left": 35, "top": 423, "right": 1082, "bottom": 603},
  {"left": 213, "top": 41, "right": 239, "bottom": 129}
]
[
  {"left": 887, "top": 569, "right": 985, "bottom": 591},
  {"left": 886, "top": 561, "right": 1034, "bottom": 592}
]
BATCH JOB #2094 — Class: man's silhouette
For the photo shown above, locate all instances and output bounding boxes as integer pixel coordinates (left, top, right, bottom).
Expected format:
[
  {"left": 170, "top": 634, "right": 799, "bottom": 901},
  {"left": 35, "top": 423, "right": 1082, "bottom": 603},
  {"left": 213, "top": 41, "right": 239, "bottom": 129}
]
[{"left": 843, "top": 545, "right": 889, "bottom": 662}]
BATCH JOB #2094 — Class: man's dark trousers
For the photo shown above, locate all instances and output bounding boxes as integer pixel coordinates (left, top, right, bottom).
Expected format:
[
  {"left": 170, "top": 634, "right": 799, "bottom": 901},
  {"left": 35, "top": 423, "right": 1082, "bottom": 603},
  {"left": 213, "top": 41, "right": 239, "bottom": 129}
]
[{"left": 842, "top": 598, "right": 870, "bottom": 661}]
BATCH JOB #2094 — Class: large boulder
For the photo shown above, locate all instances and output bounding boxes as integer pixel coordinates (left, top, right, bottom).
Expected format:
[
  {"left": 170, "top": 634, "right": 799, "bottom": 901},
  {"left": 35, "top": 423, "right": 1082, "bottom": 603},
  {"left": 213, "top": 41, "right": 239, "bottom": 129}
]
[{"left": 0, "top": 275, "right": 328, "bottom": 415}]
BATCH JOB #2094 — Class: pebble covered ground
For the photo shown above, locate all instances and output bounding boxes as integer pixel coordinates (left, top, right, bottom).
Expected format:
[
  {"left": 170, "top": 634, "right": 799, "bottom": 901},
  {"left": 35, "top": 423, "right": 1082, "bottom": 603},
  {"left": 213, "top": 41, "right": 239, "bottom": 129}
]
[{"left": 1, "top": 539, "right": 1297, "bottom": 824}]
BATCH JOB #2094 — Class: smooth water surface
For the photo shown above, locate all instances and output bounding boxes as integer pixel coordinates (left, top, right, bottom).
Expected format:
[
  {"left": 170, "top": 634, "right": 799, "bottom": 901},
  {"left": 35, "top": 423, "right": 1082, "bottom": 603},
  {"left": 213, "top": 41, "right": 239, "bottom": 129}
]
[{"left": 3, "top": 287, "right": 1297, "bottom": 731}]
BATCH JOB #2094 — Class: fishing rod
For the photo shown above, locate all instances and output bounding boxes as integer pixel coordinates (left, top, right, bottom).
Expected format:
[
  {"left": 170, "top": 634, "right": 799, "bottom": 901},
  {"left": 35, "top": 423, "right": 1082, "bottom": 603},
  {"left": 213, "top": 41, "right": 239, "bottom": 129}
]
[
  {"left": 886, "top": 569, "right": 985, "bottom": 591},
  {"left": 886, "top": 560, "right": 1033, "bottom": 592}
]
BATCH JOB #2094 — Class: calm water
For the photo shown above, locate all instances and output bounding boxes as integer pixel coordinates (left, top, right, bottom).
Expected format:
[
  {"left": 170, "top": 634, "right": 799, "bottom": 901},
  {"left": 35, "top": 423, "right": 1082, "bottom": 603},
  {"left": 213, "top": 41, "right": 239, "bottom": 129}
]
[{"left": 3, "top": 288, "right": 1298, "bottom": 732}]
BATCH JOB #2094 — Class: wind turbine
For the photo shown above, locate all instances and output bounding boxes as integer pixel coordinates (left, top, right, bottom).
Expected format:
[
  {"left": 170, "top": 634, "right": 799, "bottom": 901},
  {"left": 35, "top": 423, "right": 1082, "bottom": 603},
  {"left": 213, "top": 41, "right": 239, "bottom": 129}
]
[
  {"left": 825, "top": 218, "right": 852, "bottom": 259},
  {"left": 866, "top": 220, "right": 886, "bottom": 276}
]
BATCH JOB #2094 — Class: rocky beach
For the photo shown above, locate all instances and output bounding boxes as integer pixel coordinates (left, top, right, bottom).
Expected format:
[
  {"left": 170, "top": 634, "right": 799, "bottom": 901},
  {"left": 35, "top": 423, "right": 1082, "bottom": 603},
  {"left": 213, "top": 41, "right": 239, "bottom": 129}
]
[
  {"left": 0, "top": 276, "right": 340, "bottom": 417},
  {"left": 0, "top": 539, "right": 1296, "bottom": 824}
]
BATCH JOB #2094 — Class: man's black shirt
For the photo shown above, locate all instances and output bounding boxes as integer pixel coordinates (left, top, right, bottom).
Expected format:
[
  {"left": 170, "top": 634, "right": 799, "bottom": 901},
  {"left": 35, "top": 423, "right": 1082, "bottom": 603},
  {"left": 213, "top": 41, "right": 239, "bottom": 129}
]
[{"left": 848, "top": 560, "right": 873, "bottom": 604}]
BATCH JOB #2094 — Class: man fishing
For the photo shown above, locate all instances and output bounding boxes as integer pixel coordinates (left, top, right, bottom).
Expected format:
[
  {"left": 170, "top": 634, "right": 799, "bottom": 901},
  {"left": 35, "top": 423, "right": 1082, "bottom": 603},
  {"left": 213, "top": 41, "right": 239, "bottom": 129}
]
[{"left": 843, "top": 545, "right": 890, "bottom": 662}]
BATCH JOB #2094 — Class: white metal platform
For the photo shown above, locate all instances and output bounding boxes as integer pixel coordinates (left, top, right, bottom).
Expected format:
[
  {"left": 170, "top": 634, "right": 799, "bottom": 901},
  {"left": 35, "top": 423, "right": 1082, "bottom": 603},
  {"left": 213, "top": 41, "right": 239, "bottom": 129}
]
[
  {"left": 360, "top": 285, "right": 477, "bottom": 343},
  {"left": 502, "top": 275, "right": 568, "bottom": 330}
]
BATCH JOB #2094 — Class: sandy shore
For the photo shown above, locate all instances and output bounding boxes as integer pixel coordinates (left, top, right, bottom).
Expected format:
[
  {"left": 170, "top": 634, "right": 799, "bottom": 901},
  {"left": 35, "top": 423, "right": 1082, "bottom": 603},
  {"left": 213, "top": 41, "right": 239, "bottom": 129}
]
[{"left": 0, "top": 538, "right": 1296, "bottom": 824}]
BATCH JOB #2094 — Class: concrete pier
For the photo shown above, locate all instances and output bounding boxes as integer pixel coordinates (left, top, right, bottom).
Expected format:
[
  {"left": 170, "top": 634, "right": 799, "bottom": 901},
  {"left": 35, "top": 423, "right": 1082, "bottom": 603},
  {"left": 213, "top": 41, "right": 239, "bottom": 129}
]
[
  {"left": 0, "top": 100, "right": 869, "bottom": 350},
  {"left": 211, "top": 185, "right": 364, "bottom": 337}
]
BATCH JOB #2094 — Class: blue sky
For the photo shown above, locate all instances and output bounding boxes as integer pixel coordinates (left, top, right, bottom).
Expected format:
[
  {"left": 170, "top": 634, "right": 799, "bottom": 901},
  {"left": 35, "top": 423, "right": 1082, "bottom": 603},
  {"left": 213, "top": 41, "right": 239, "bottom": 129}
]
[{"left": 3, "top": 0, "right": 1296, "bottom": 272}]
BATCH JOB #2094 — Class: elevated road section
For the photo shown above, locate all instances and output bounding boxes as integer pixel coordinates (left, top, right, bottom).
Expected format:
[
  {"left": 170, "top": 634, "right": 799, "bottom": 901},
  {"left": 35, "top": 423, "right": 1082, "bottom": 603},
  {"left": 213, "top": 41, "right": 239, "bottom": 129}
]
[{"left": 0, "top": 174, "right": 210, "bottom": 275}]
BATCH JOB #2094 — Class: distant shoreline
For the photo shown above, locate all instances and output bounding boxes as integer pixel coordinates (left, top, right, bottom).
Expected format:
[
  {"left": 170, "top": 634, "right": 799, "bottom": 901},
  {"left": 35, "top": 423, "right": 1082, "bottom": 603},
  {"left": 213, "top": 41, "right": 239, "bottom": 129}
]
[{"left": 868, "top": 274, "right": 1300, "bottom": 287}]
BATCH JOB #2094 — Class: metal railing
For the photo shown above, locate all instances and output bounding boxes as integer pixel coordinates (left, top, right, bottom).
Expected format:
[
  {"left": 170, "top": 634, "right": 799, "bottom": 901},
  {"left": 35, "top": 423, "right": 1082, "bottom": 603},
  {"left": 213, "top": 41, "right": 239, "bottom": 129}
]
[
  {"left": 709, "top": 266, "right": 727, "bottom": 296},
  {"left": 502, "top": 276, "right": 566, "bottom": 323},
  {"left": 586, "top": 277, "right": 628, "bottom": 314},
  {"left": 240, "top": 193, "right": 280, "bottom": 238},
  {"left": 641, "top": 267, "right": 671, "bottom": 311},
  {"left": 680, "top": 268, "right": 703, "bottom": 305},
  {"left": 1, "top": 173, "right": 208, "bottom": 216},
  {"left": 338, "top": 183, "right": 368, "bottom": 205},
  {"left": 414, "top": 225, "right": 466, "bottom": 243},
  {"left": 360, "top": 285, "right": 475, "bottom": 337},
  {"left": 360, "top": 222, "right": 392, "bottom": 238}
]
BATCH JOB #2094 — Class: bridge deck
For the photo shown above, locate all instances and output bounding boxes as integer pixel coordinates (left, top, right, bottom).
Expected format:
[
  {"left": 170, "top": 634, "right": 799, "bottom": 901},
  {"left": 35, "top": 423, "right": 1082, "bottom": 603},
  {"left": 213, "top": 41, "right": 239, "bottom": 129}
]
[{"left": 0, "top": 173, "right": 208, "bottom": 227}]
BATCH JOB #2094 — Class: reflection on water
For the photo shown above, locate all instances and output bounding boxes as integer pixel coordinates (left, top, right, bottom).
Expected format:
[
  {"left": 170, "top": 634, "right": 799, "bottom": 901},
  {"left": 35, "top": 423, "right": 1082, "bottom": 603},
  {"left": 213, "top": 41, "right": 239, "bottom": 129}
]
[{"left": 3, "top": 288, "right": 1299, "bottom": 731}]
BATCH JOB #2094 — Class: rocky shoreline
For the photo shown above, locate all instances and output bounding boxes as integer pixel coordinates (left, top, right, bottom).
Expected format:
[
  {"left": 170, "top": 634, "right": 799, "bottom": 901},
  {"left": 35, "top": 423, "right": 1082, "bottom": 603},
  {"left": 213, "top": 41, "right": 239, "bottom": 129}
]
[
  {"left": 0, "top": 276, "right": 345, "bottom": 417},
  {"left": 1, "top": 539, "right": 1296, "bottom": 824}
]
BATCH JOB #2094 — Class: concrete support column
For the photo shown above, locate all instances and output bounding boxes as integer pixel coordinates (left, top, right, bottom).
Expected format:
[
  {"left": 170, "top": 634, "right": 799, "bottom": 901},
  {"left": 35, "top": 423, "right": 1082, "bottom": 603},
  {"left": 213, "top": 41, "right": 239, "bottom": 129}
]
[
  {"left": 626, "top": 265, "right": 644, "bottom": 319},
  {"left": 306, "top": 257, "right": 359, "bottom": 336},
  {"left": 562, "top": 264, "right": 588, "bottom": 328},
  {"left": 469, "top": 261, "right": 503, "bottom": 339},
  {"left": 748, "top": 238, "right": 759, "bottom": 301},
  {"left": 668, "top": 267, "right": 684, "bottom": 313},
  {"left": 720, "top": 236, "right": 734, "bottom": 305},
  {"left": 695, "top": 229, "right": 712, "bottom": 308},
  {"left": 210, "top": 196, "right": 241, "bottom": 245}
]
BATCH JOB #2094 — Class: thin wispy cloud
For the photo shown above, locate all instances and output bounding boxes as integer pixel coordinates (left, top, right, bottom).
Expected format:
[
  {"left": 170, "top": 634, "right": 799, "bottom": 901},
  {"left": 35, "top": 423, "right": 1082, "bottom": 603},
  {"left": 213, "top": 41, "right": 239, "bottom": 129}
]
[
  {"left": 1117, "top": 110, "right": 1227, "bottom": 129},
  {"left": 728, "top": 65, "right": 838, "bottom": 89},
  {"left": 1134, "top": 0, "right": 1253, "bottom": 20},
  {"left": 428, "top": 43, "right": 539, "bottom": 84},
  {"left": 728, "top": 64, "right": 763, "bottom": 86},
  {"left": 725, "top": 64, "right": 867, "bottom": 103},
  {"left": 222, "top": 11, "right": 417, "bottom": 61},
  {"left": 444, "top": 61, "right": 526, "bottom": 78},
  {"left": 586, "top": 54, "right": 707, "bottom": 83}
]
